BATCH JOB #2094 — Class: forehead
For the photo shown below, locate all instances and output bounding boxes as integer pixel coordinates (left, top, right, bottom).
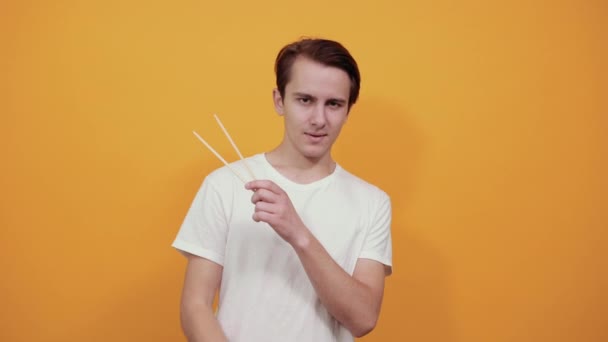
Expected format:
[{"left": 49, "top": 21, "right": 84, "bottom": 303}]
[{"left": 286, "top": 57, "right": 351, "bottom": 99}]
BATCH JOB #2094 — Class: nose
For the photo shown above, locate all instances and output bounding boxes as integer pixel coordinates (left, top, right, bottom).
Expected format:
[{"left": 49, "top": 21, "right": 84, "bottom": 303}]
[{"left": 310, "top": 104, "right": 327, "bottom": 127}]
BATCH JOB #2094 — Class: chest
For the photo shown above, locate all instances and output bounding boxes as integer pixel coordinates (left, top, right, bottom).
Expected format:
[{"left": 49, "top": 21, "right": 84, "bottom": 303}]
[{"left": 225, "top": 188, "right": 369, "bottom": 273}]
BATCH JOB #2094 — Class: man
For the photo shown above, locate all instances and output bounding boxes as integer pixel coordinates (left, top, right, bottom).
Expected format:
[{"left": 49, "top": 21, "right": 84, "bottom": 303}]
[{"left": 173, "top": 38, "right": 392, "bottom": 341}]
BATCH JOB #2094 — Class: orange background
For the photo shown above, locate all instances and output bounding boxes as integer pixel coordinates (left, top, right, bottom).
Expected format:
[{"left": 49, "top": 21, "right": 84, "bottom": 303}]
[{"left": 1, "top": 0, "right": 606, "bottom": 341}]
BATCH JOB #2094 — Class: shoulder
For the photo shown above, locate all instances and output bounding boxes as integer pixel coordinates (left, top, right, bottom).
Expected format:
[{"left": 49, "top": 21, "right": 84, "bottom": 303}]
[
  {"left": 335, "top": 166, "right": 391, "bottom": 204},
  {"left": 204, "top": 154, "right": 262, "bottom": 188}
]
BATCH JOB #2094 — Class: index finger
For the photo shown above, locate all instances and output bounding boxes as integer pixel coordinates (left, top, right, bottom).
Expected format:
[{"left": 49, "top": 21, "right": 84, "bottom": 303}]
[{"left": 245, "top": 180, "right": 283, "bottom": 194}]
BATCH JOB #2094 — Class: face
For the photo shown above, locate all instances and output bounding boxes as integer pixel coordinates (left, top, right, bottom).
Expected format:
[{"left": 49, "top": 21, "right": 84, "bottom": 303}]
[{"left": 273, "top": 57, "right": 351, "bottom": 161}]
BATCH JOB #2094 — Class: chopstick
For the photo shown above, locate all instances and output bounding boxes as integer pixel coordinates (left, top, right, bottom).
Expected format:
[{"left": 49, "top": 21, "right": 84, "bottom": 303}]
[
  {"left": 213, "top": 114, "right": 257, "bottom": 181},
  {"left": 192, "top": 114, "right": 256, "bottom": 184}
]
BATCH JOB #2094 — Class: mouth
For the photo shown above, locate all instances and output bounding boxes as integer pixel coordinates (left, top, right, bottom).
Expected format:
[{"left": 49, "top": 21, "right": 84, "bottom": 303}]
[
  {"left": 305, "top": 132, "right": 328, "bottom": 143},
  {"left": 305, "top": 132, "right": 328, "bottom": 138}
]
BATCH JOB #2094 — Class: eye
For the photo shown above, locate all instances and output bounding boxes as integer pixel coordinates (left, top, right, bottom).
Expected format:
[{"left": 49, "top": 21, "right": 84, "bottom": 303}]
[
  {"left": 327, "top": 100, "right": 343, "bottom": 108},
  {"left": 298, "top": 97, "right": 312, "bottom": 104}
]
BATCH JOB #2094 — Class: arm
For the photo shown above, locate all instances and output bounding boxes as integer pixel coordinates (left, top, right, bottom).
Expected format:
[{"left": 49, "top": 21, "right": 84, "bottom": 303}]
[
  {"left": 245, "top": 180, "right": 388, "bottom": 337},
  {"left": 294, "top": 236, "right": 386, "bottom": 337},
  {"left": 179, "top": 253, "right": 227, "bottom": 342}
]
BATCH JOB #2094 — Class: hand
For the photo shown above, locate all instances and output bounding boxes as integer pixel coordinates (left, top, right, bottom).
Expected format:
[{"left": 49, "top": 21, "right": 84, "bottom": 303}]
[{"left": 245, "top": 180, "right": 308, "bottom": 245}]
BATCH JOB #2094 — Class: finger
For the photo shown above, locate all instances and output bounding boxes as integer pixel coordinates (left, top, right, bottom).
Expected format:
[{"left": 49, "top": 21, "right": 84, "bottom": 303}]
[
  {"left": 245, "top": 180, "right": 283, "bottom": 194},
  {"left": 252, "top": 211, "right": 273, "bottom": 223},
  {"left": 254, "top": 201, "right": 275, "bottom": 214},
  {"left": 251, "top": 188, "right": 278, "bottom": 204}
]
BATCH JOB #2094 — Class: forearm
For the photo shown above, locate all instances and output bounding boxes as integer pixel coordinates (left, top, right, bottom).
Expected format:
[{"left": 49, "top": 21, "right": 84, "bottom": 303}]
[
  {"left": 181, "top": 303, "right": 227, "bottom": 342},
  {"left": 292, "top": 232, "right": 381, "bottom": 337},
  {"left": 245, "top": 180, "right": 385, "bottom": 336}
]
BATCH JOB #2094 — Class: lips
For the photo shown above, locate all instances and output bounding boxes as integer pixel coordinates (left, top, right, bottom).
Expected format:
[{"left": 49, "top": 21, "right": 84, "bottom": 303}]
[{"left": 305, "top": 132, "right": 327, "bottom": 143}]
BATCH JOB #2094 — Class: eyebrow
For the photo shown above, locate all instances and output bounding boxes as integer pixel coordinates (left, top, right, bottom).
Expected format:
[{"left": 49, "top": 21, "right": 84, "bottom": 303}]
[{"left": 293, "top": 92, "right": 347, "bottom": 104}]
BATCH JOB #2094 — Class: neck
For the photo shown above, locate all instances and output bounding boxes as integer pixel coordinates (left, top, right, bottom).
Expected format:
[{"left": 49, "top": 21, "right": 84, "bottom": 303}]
[{"left": 265, "top": 143, "right": 336, "bottom": 184}]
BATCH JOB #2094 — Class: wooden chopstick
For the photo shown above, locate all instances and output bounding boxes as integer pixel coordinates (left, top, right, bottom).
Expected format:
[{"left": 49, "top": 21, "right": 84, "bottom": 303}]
[
  {"left": 213, "top": 114, "right": 256, "bottom": 181},
  {"left": 192, "top": 130, "right": 248, "bottom": 184},
  {"left": 192, "top": 114, "right": 256, "bottom": 184}
]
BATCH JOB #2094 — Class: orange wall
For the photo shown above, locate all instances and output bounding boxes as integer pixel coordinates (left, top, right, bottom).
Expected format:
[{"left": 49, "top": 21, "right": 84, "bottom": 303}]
[{"left": 1, "top": 1, "right": 606, "bottom": 341}]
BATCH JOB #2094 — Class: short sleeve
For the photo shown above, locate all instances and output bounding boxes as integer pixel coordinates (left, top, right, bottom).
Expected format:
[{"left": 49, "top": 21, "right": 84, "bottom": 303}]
[
  {"left": 359, "top": 192, "right": 393, "bottom": 275},
  {"left": 172, "top": 175, "right": 228, "bottom": 266}
]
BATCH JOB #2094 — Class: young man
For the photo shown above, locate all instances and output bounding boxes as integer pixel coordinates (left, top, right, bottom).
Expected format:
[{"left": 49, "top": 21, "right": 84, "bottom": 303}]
[{"left": 172, "top": 38, "right": 392, "bottom": 341}]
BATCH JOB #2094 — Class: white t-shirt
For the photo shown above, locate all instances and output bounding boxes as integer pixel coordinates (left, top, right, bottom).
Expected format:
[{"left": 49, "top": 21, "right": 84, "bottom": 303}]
[{"left": 173, "top": 153, "right": 392, "bottom": 342}]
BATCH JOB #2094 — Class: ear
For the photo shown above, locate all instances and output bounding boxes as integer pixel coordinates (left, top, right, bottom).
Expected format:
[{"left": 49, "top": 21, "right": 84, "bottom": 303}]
[{"left": 272, "top": 88, "right": 285, "bottom": 116}]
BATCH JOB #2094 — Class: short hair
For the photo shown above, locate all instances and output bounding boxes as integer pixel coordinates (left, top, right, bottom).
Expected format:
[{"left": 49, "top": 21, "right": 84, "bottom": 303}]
[{"left": 274, "top": 38, "right": 361, "bottom": 108}]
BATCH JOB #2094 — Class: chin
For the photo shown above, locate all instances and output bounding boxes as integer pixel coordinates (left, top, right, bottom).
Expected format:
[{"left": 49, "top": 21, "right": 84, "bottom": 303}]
[{"left": 300, "top": 147, "right": 329, "bottom": 160}]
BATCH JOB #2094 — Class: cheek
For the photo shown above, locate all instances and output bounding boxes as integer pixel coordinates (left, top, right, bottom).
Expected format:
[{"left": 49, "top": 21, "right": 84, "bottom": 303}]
[
  {"left": 285, "top": 108, "right": 308, "bottom": 125},
  {"left": 329, "top": 111, "right": 348, "bottom": 127},
  {"left": 284, "top": 113, "right": 305, "bottom": 133}
]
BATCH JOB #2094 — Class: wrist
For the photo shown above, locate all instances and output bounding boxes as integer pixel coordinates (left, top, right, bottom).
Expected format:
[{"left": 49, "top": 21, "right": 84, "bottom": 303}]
[{"left": 290, "top": 225, "right": 313, "bottom": 252}]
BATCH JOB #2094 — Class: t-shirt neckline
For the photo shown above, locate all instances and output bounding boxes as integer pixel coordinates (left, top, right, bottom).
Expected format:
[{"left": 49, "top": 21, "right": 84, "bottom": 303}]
[{"left": 256, "top": 153, "right": 341, "bottom": 191}]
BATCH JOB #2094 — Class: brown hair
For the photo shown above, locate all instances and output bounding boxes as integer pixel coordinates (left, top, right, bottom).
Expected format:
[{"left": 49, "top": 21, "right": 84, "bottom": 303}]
[{"left": 274, "top": 38, "right": 361, "bottom": 108}]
